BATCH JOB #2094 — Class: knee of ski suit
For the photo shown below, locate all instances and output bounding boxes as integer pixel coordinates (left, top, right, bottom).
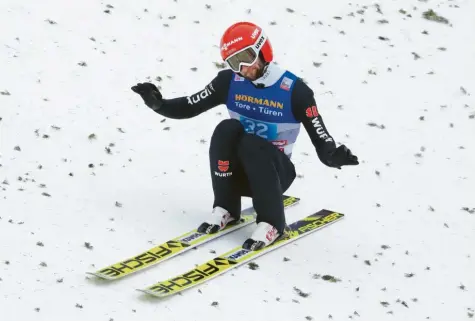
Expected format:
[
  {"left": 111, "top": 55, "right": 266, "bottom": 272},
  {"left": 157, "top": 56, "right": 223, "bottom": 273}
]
[{"left": 211, "top": 119, "right": 244, "bottom": 139}]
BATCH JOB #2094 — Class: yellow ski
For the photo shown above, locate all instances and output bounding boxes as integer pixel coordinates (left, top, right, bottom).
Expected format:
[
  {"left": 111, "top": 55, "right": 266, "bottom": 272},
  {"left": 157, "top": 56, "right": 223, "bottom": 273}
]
[
  {"left": 87, "top": 195, "right": 300, "bottom": 280},
  {"left": 137, "top": 209, "right": 344, "bottom": 298}
]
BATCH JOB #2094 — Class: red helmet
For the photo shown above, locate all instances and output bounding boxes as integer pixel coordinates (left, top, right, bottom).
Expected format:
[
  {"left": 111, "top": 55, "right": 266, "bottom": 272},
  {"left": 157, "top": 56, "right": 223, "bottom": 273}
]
[{"left": 220, "top": 22, "right": 273, "bottom": 73}]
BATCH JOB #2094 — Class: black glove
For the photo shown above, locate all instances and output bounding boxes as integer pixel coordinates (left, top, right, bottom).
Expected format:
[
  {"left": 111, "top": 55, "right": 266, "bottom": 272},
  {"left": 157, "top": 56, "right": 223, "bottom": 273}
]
[
  {"left": 326, "top": 145, "right": 359, "bottom": 169},
  {"left": 131, "top": 82, "right": 163, "bottom": 110}
]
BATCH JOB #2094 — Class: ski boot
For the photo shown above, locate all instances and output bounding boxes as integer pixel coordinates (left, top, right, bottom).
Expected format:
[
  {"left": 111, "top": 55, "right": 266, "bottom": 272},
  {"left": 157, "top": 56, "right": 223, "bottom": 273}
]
[
  {"left": 242, "top": 222, "right": 289, "bottom": 251},
  {"left": 197, "top": 206, "right": 240, "bottom": 234}
]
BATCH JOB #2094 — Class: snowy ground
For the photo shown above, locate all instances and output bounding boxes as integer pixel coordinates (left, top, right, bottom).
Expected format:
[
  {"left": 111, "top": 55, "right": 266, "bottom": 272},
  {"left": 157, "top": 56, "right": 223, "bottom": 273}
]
[{"left": 1, "top": 0, "right": 474, "bottom": 320}]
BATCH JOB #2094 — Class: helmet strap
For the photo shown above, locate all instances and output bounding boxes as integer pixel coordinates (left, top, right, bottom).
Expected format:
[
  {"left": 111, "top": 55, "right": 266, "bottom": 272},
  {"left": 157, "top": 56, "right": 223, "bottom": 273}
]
[{"left": 255, "top": 53, "right": 268, "bottom": 79}]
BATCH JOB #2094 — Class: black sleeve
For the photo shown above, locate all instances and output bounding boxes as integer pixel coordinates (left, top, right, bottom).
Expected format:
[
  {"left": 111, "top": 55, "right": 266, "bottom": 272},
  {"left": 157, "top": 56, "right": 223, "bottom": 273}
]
[
  {"left": 152, "top": 69, "right": 233, "bottom": 119},
  {"left": 291, "top": 79, "right": 337, "bottom": 166}
]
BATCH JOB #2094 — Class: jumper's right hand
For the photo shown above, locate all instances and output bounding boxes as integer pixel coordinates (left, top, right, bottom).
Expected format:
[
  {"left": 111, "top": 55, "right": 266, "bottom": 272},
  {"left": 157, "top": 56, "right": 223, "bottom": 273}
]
[{"left": 131, "top": 82, "right": 163, "bottom": 110}]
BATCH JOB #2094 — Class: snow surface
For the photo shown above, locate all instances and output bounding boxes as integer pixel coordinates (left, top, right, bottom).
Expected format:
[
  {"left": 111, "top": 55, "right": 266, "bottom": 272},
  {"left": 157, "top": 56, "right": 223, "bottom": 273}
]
[{"left": 1, "top": 0, "right": 474, "bottom": 320}]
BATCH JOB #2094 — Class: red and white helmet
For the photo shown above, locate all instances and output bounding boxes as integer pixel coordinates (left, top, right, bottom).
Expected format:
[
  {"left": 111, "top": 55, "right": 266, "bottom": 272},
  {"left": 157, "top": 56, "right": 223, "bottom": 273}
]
[{"left": 220, "top": 22, "right": 273, "bottom": 73}]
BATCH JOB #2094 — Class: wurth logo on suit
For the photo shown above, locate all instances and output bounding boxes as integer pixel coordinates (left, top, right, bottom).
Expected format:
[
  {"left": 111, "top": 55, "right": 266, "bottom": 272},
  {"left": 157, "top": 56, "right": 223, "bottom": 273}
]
[
  {"left": 306, "top": 105, "right": 333, "bottom": 143},
  {"left": 218, "top": 160, "right": 229, "bottom": 172},
  {"left": 215, "top": 160, "right": 232, "bottom": 177},
  {"left": 306, "top": 106, "right": 319, "bottom": 118}
]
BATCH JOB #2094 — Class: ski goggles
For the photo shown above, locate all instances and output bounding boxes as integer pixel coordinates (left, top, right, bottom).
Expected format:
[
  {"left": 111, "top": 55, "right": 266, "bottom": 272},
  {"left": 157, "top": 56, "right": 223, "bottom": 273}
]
[{"left": 225, "top": 32, "right": 267, "bottom": 73}]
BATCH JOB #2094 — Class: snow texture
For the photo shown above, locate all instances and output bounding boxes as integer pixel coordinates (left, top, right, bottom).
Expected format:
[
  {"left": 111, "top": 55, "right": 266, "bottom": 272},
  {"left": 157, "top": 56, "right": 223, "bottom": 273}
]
[{"left": 1, "top": 0, "right": 474, "bottom": 320}]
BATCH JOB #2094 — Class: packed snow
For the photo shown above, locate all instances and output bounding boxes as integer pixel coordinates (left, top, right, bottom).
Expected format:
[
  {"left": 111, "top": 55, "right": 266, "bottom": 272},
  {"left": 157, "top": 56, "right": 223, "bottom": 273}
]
[{"left": 1, "top": 0, "right": 474, "bottom": 320}]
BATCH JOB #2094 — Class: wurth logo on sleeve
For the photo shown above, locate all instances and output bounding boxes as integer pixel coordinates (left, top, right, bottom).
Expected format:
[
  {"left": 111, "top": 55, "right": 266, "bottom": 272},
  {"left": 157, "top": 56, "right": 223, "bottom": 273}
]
[
  {"left": 312, "top": 117, "right": 334, "bottom": 143},
  {"left": 306, "top": 106, "right": 319, "bottom": 118},
  {"left": 306, "top": 105, "right": 333, "bottom": 143}
]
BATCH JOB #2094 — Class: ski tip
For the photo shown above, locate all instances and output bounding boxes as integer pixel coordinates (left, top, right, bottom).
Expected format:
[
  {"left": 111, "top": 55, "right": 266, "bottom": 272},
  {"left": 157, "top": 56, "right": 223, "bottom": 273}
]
[
  {"left": 283, "top": 194, "right": 300, "bottom": 200},
  {"left": 85, "top": 271, "right": 116, "bottom": 280},
  {"left": 136, "top": 288, "right": 168, "bottom": 298},
  {"left": 325, "top": 209, "right": 345, "bottom": 216}
]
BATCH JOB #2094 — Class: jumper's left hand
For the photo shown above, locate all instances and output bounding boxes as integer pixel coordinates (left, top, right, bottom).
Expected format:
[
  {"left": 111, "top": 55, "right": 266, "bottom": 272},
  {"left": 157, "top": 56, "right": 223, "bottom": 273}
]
[{"left": 327, "top": 145, "right": 359, "bottom": 169}]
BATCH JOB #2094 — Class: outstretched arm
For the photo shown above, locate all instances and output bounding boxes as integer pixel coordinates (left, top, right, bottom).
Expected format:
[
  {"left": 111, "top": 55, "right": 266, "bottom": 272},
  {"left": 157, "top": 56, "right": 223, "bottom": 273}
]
[
  {"left": 291, "top": 79, "right": 358, "bottom": 168},
  {"left": 132, "top": 69, "right": 234, "bottom": 119}
]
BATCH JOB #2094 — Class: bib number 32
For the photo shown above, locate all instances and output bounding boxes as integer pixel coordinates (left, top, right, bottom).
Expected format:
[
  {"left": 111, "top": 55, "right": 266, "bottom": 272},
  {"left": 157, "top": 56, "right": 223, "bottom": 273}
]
[
  {"left": 241, "top": 118, "right": 277, "bottom": 140},
  {"left": 244, "top": 119, "right": 267, "bottom": 137}
]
